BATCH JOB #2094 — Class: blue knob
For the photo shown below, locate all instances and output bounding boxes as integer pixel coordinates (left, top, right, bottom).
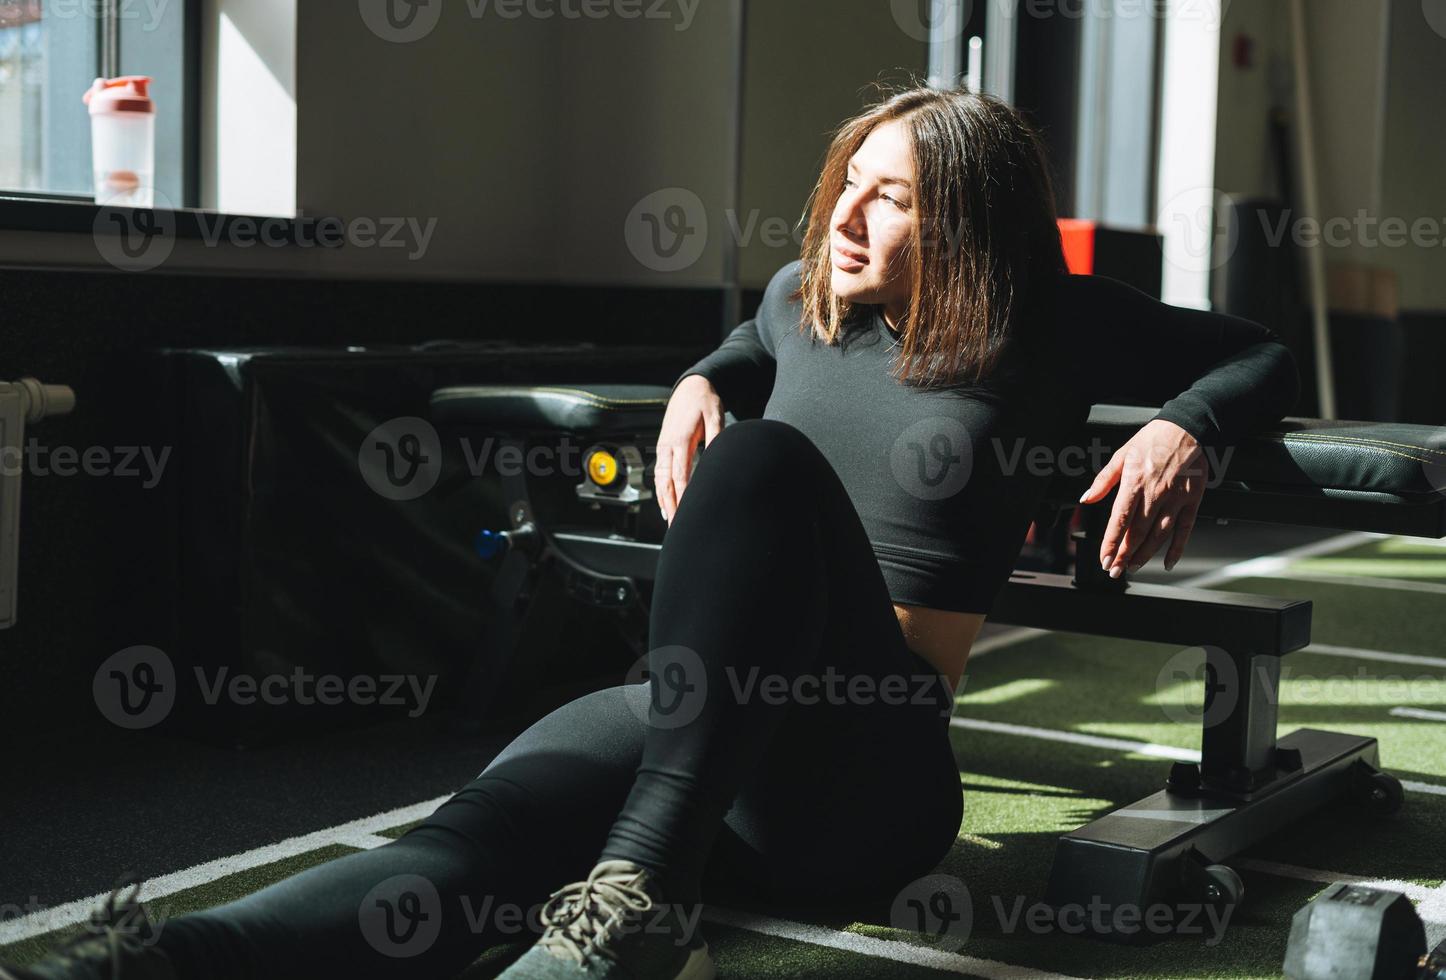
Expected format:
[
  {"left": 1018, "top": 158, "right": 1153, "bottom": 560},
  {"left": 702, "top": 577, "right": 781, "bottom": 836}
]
[{"left": 473, "top": 529, "right": 508, "bottom": 560}]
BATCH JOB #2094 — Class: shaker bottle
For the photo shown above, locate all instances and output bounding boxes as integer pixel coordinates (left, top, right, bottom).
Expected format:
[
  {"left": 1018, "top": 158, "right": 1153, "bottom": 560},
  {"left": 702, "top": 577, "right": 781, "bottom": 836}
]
[{"left": 82, "top": 76, "right": 156, "bottom": 208}]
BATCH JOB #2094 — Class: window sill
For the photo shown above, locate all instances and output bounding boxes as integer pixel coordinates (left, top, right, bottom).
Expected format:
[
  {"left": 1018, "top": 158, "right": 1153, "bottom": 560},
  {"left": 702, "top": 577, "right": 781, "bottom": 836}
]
[{"left": 0, "top": 195, "right": 341, "bottom": 248}]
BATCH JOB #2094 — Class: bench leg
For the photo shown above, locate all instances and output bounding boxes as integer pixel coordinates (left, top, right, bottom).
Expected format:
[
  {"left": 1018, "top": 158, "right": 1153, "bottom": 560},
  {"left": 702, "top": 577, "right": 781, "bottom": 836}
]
[
  {"left": 1041, "top": 507, "right": 1404, "bottom": 941},
  {"left": 1043, "top": 728, "right": 1390, "bottom": 943}
]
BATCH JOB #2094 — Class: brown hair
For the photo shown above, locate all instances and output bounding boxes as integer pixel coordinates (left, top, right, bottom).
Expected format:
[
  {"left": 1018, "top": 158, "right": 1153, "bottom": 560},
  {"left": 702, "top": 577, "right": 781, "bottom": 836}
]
[{"left": 797, "top": 85, "right": 1068, "bottom": 390}]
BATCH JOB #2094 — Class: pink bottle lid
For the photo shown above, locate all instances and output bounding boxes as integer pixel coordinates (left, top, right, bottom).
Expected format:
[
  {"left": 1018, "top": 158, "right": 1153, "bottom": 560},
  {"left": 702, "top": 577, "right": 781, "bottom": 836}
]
[{"left": 82, "top": 76, "right": 155, "bottom": 115}]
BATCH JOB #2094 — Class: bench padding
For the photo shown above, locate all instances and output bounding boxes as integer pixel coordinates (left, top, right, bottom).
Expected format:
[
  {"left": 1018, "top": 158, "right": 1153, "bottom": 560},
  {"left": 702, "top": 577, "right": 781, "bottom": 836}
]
[
  {"left": 433, "top": 382, "right": 1446, "bottom": 500},
  {"left": 432, "top": 384, "right": 670, "bottom": 437},
  {"left": 1082, "top": 404, "right": 1446, "bottom": 499}
]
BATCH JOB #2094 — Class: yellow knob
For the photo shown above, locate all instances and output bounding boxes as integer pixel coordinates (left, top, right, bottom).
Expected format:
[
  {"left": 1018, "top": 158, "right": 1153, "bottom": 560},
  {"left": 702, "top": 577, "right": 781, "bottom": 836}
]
[{"left": 587, "top": 449, "right": 620, "bottom": 487}]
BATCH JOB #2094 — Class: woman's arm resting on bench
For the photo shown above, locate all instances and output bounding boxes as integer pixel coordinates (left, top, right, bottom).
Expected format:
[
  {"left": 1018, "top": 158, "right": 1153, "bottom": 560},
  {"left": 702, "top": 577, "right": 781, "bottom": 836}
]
[
  {"left": 1061, "top": 273, "right": 1304, "bottom": 576},
  {"left": 671, "top": 261, "right": 798, "bottom": 420},
  {"left": 1059, "top": 273, "right": 1303, "bottom": 449},
  {"left": 672, "top": 317, "right": 777, "bottom": 421}
]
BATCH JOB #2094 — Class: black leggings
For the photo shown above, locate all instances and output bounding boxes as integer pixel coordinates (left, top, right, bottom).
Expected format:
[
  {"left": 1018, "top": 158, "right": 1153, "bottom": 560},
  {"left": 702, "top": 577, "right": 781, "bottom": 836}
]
[{"left": 156, "top": 418, "right": 963, "bottom": 980}]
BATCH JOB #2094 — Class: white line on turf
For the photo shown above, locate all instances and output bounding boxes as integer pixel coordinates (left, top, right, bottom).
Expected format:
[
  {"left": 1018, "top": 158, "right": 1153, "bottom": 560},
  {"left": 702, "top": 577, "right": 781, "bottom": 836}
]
[
  {"left": 1303, "top": 643, "right": 1446, "bottom": 669},
  {"left": 337, "top": 833, "right": 400, "bottom": 849},
  {"left": 949, "top": 717, "right": 1198, "bottom": 761},
  {"left": 1233, "top": 859, "right": 1446, "bottom": 949},
  {"left": 1268, "top": 571, "right": 1446, "bottom": 596},
  {"left": 1173, "top": 531, "right": 1382, "bottom": 590},
  {"left": 0, "top": 796, "right": 451, "bottom": 946},
  {"left": 701, "top": 906, "right": 1086, "bottom": 979},
  {"left": 1391, "top": 707, "right": 1446, "bottom": 722},
  {"left": 1360, "top": 532, "right": 1446, "bottom": 549},
  {"left": 1393, "top": 779, "right": 1442, "bottom": 796},
  {"left": 948, "top": 717, "right": 1446, "bottom": 798},
  {"left": 970, "top": 628, "right": 1052, "bottom": 657},
  {"left": 1233, "top": 858, "right": 1439, "bottom": 900}
]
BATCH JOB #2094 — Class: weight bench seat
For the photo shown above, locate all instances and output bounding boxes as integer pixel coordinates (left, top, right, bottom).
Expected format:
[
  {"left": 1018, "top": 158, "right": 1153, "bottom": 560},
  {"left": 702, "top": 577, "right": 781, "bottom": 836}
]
[
  {"left": 431, "top": 384, "right": 671, "bottom": 438},
  {"left": 430, "top": 382, "right": 1446, "bottom": 533}
]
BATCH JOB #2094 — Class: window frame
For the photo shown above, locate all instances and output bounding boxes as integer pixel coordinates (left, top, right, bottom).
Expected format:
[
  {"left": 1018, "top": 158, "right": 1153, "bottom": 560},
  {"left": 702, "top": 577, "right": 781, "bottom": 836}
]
[{"left": 0, "top": 0, "right": 280, "bottom": 238}]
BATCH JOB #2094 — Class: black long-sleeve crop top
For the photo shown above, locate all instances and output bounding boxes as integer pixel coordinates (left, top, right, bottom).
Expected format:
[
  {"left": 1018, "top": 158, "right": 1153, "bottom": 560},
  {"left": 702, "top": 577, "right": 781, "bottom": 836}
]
[{"left": 672, "top": 260, "right": 1300, "bottom": 614}]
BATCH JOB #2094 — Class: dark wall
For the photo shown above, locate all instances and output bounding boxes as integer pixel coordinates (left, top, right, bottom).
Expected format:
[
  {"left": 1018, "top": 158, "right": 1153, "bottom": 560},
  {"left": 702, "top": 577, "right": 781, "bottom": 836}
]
[
  {"left": 1399, "top": 311, "right": 1446, "bottom": 424},
  {"left": 0, "top": 266, "right": 721, "bottom": 735},
  {"left": 1014, "top": 10, "right": 1084, "bottom": 217}
]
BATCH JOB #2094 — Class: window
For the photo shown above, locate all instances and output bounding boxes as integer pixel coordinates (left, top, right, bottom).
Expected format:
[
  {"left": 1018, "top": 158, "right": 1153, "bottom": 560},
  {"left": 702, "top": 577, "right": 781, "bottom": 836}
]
[{"left": 0, "top": 0, "right": 192, "bottom": 205}]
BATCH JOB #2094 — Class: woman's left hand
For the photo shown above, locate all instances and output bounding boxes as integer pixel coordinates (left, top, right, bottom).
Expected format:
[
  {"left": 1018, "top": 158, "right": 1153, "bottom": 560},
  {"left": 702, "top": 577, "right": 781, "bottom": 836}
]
[{"left": 1077, "top": 418, "right": 1208, "bottom": 577}]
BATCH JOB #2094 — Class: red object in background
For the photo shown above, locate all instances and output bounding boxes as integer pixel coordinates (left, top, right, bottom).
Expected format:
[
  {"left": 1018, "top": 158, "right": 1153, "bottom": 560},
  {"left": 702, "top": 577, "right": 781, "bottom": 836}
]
[
  {"left": 83, "top": 75, "right": 156, "bottom": 115},
  {"left": 1057, "top": 218, "right": 1097, "bottom": 275},
  {"left": 1053, "top": 218, "right": 1164, "bottom": 299}
]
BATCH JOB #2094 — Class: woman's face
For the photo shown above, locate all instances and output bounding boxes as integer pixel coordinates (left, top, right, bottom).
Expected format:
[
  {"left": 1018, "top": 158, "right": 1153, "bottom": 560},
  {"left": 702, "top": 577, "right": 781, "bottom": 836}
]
[{"left": 829, "top": 118, "right": 917, "bottom": 326}]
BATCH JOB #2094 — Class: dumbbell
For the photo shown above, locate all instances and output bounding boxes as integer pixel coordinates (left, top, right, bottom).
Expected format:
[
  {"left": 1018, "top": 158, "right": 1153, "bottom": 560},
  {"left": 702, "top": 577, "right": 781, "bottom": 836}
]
[{"left": 1284, "top": 882, "right": 1444, "bottom": 980}]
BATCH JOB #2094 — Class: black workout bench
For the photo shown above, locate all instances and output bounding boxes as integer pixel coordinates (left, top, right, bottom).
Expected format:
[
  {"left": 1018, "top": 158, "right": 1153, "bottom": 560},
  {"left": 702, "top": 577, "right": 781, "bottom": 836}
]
[{"left": 430, "top": 381, "right": 1446, "bottom": 941}]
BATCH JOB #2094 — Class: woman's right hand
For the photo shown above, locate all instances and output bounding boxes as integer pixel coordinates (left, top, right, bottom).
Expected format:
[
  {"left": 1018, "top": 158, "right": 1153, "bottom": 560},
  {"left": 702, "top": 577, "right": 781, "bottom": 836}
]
[{"left": 654, "top": 374, "right": 725, "bottom": 526}]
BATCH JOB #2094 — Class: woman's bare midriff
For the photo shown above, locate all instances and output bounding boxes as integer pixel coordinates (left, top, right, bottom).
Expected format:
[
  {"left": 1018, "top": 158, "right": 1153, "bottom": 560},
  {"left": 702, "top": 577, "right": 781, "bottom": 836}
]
[{"left": 892, "top": 603, "right": 985, "bottom": 695}]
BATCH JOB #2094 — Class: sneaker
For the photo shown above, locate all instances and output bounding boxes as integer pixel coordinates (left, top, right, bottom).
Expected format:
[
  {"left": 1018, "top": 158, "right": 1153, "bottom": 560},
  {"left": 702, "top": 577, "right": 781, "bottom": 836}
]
[
  {"left": 497, "top": 859, "right": 715, "bottom": 979},
  {"left": 0, "top": 877, "right": 178, "bottom": 980}
]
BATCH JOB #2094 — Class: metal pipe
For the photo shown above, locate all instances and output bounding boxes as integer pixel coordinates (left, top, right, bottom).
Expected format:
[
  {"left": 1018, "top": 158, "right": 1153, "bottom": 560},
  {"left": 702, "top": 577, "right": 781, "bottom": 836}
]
[{"left": 1288, "top": 0, "right": 1337, "bottom": 419}]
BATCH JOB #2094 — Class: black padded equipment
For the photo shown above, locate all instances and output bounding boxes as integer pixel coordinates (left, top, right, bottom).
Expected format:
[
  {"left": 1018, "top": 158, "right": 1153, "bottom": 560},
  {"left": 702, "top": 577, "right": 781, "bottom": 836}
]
[
  {"left": 432, "top": 384, "right": 670, "bottom": 437},
  {"left": 432, "top": 387, "right": 1446, "bottom": 518}
]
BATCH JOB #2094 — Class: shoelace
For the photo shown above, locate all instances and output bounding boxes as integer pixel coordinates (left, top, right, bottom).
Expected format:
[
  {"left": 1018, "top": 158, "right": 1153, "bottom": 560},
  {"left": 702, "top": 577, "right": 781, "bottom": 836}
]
[
  {"left": 92, "top": 881, "right": 146, "bottom": 933},
  {"left": 50, "top": 878, "right": 155, "bottom": 976},
  {"left": 536, "top": 867, "right": 657, "bottom": 967},
  {"left": 57, "top": 928, "right": 130, "bottom": 980}
]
